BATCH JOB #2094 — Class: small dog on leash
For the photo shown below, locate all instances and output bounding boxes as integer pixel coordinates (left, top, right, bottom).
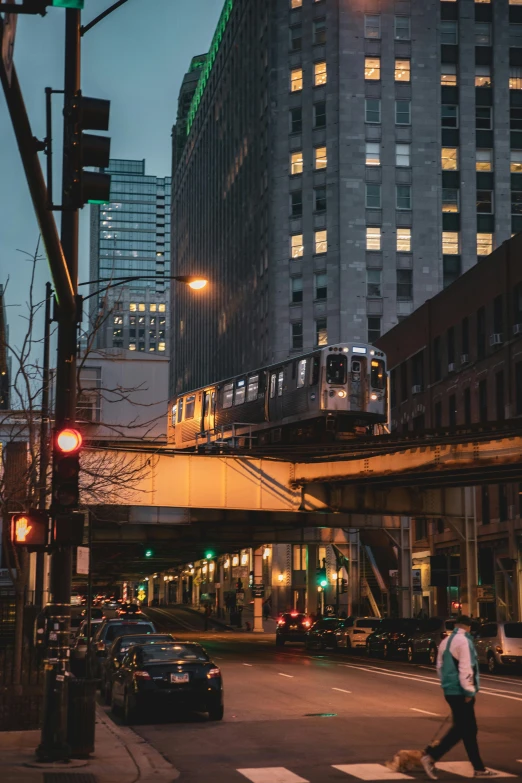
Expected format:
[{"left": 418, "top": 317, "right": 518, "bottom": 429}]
[{"left": 385, "top": 742, "right": 439, "bottom": 773}]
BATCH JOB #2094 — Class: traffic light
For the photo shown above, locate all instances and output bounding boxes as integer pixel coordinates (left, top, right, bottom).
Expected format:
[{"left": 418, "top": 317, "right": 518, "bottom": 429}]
[
  {"left": 205, "top": 550, "right": 215, "bottom": 560},
  {"left": 65, "top": 91, "right": 111, "bottom": 208},
  {"left": 52, "top": 0, "right": 84, "bottom": 7},
  {"left": 10, "top": 511, "right": 48, "bottom": 551},
  {"left": 145, "top": 549, "right": 154, "bottom": 559},
  {"left": 52, "top": 427, "right": 82, "bottom": 512},
  {"left": 316, "top": 567, "right": 327, "bottom": 588}
]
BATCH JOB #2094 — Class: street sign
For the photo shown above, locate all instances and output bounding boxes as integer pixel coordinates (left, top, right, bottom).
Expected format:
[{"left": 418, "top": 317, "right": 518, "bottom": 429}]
[
  {"left": 76, "top": 546, "right": 89, "bottom": 575},
  {"left": 412, "top": 568, "right": 422, "bottom": 593},
  {"left": 1, "top": 0, "right": 17, "bottom": 87},
  {"left": 236, "top": 591, "right": 245, "bottom": 606},
  {"left": 252, "top": 584, "right": 265, "bottom": 599},
  {"left": 477, "top": 585, "right": 495, "bottom": 602}
]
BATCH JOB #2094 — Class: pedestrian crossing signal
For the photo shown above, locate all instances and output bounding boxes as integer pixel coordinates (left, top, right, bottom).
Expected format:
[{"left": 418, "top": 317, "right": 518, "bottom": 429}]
[{"left": 10, "top": 510, "right": 48, "bottom": 551}]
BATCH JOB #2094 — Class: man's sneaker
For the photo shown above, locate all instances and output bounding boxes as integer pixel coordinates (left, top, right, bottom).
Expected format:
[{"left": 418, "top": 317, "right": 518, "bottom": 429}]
[
  {"left": 474, "top": 771, "right": 495, "bottom": 778},
  {"left": 421, "top": 755, "right": 438, "bottom": 780}
]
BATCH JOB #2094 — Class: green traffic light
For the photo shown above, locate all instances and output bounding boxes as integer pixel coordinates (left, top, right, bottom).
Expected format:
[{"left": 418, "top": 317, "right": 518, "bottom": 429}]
[
  {"left": 145, "top": 549, "right": 153, "bottom": 558},
  {"left": 320, "top": 579, "right": 328, "bottom": 588},
  {"left": 205, "top": 550, "right": 215, "bottom": 559},
  {"left": 52, "top": 1, "right": 85, "bottom": 7}
]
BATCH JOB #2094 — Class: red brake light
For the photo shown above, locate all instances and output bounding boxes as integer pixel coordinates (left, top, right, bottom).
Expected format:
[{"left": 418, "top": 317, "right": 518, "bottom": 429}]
[
  {"left": 133, "top": 670, "right": 151, "bottom": 680},
  {"left": 290, "top": 612, "right": 298, "bottom": 617},
  {"left": 277, "top": 618, "right": 285, "bottom": 625},
  {"left": 207, "top": 667, "right": 221, "bottom": 678}
]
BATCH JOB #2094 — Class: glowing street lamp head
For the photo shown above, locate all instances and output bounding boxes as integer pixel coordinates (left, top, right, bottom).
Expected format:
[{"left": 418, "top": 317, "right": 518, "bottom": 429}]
[
  {"left": 56, "top": 428, "right": 82, "bottom": 453},
  {"left": 187, "top": 278, "right": 208, "bottom": 290}
]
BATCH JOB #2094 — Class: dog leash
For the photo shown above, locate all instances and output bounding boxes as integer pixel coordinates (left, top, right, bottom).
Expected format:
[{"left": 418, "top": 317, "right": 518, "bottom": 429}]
[{"left": 429, "top": 713, "right": 451, "bottom": 745}]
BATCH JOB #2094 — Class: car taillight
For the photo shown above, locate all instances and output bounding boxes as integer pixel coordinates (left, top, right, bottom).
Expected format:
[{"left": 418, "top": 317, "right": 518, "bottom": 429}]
[
  {"left": 133, "top": 671, "right": 151, "bottom": 680},
  {"left": 303, "top": 620, "right": 311, "bottom": 628},
  {"left": 207, "top": 668, "right": 221, "bottom": 678},
  {"left": 277, "top": 619, "right": 285, "bottom": 626},
  {"left": 495, "top": 646, "right": 503, "bottom": 654},
  {"left": 290, "top": 612, "right": 298, "bottom": 618},
  {"left": 97, "top": 641, "right": 105, "bottom": 651}
]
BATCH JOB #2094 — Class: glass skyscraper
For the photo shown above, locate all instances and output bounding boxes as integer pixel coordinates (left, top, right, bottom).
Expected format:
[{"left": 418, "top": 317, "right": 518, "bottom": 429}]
[{"left": 89, "top": 159, "right": 171, "bottom": 352}]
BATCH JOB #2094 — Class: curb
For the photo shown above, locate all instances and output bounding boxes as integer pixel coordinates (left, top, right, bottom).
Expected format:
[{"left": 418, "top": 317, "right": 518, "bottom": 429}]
[{"left": 95, "top": 706, "right": 180, "bottom": 783}]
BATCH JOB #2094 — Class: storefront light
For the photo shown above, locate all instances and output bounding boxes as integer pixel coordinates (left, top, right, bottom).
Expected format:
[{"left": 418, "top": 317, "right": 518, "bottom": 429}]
[
  {"left": 277, "top": 573, "right": 285, "bottom": 583},
  {"left": 241, "top": 553, "right": 248, "bottom": 565},
  {"left": 263, "top": 547, "right": 270, "bottom": 559},
  {"left": 232, "top": 555, "right": 239, "bottom": 566}
]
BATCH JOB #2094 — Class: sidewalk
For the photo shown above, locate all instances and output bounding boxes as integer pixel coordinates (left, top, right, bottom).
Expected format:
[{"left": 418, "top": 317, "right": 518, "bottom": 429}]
[
  {"left": 181, "top": 602, "right": 277, "bottom": 634},
  {"left": 0, "top": 705, "right": 179, "bottom": 783}
]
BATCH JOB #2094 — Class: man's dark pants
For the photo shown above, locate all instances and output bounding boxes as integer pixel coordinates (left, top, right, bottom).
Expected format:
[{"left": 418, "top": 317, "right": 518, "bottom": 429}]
[{"left": 425, "top": 695, "right": 485, "bottom": 771}]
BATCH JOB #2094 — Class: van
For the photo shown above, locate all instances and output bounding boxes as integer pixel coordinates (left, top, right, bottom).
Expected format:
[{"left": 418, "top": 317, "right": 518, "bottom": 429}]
[{"left": 474, "top": 621, "right": 522, "bottom": 673}]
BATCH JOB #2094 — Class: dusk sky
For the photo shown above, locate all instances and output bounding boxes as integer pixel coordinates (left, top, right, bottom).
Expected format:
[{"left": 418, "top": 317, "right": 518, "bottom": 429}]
[{"left": 0, "top": 0, "right": 222, "bottom": 352}]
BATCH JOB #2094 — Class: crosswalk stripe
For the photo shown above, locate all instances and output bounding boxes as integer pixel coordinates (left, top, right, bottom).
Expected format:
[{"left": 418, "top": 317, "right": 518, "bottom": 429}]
[
  {"left": 436, "top": 763, "right": 516, "bottom": 778},
  {"left": 332, "top": 764, "right": 413, "bottom": 780},
  {"left": 237, "top": 768, "right": 308, "bottom": 783}
]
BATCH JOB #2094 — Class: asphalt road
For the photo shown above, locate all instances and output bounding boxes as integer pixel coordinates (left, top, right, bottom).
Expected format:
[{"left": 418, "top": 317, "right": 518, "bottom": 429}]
[{"left": 101, "top": 606, "right": 522, "bottom": 783}]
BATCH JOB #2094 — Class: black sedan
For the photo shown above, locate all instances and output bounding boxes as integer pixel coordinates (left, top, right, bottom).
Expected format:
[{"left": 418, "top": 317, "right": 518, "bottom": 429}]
[
  {"left": 366, "top": 618, "right": 420, "bottom": 659},
  {"left": 275, "top": 613, "right": 312, "bottom": 646},
  {"left": 101, "top": 633, "right": 176, "bottom": 704},
  {"left": 110, "top": 642, "right": 224, "bottom": 724},
  {"left": 305, "top": 617, "right": 344, "bottom": 651}
]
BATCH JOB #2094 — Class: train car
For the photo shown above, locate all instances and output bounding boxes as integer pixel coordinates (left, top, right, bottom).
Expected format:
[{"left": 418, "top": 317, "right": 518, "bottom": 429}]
[{"left": 167, "top": 342, "right": 387, "bottom": 449}]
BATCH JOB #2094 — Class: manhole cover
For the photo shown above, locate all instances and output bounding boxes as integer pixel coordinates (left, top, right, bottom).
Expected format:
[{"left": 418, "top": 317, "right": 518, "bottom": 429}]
[
  {"left": 304, "top": 713, "right": 337, "bottom": 718},
  {"left": 43, "top": 774, "right": 97, "bottom": 783}
]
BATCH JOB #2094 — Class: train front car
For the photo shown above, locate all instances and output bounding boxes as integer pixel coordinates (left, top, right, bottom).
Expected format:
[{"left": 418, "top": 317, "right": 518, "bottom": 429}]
[{"left": 320, "top": 343, "right": 387, "bottom": 435}]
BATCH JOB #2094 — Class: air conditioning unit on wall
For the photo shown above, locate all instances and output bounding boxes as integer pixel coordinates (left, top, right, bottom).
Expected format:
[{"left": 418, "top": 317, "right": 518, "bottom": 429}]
[{"left": 489, "top": 333, "right": 503, "bottom": 346}]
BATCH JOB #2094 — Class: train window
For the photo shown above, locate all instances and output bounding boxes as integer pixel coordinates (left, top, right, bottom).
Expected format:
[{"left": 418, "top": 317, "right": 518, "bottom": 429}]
[
  {"left": 351, "top": 360, "right": 361, "bottom": 374},
  {"left": 177, "top": 398, "right": 184, "bottom": 423},
  {"left": 171, "top": 404, "right": 177, "bottom": 427},
  {"left": 235, "top": 379, "right": 246, "bottom": 406},
  {"left": 297, "top": 359, "right": 307, "bottom": 388},
  {"left": 310, "top": 355, "right": 320, "bottom": 385},
  {"left": 277, "top": 371, "right": 284, "bottom": 396},
  {"left": 326, "top": 355, "right": 347, "bottom": 385},
  {"left": 185, "top": 394, "right": 196, "bottom": 420},
  {"left": 247, "top": 375, "right": 259, "bottom": 402},
  {"left": 270, "top": 373, "right": 277, "bottom": 399},
  {"left": 223, "top": 383, "right": 234, "bottom": 409},
  {"left": 371, "top": 359, "right": 386, "bottom": 390},
  {"left": 203, "top": 393, "right": 210, "bottom": 418}
]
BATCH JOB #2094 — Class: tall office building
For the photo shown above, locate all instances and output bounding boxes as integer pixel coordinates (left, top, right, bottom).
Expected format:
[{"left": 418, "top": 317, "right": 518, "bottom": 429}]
[
  {"left": 0, "top": 284, "right": 10, "bottom": 409},
  {"left": 171, "top": 0, "right": 522, "bottom": 396},
  {"left": 89, "top": 159, "right": 171, "bottom": 353}
]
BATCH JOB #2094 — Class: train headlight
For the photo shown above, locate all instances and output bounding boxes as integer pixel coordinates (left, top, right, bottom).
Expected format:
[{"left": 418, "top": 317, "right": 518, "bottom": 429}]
[
  {"left": 370, "top": 393, "right": 378, "bottom": 400},
  {"left": 338, "top": 390, "right": 347, "bottom": 398}
]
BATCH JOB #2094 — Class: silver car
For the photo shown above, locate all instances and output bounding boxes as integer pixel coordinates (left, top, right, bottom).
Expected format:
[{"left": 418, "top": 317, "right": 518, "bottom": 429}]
[
  {"left": 474, "top": 621, "right": 522, "bottom": 673},
  {"left": 335, "top": 617, "right": 381, "bottom": 651},
  {"left": 71, "top": 618, "right": 103, "bottom": 661}
]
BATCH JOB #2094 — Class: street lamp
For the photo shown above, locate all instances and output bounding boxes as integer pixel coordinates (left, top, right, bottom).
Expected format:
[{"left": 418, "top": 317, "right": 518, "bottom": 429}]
[{"left": 79, "top": 274, "right": 208, "bottom": 301}]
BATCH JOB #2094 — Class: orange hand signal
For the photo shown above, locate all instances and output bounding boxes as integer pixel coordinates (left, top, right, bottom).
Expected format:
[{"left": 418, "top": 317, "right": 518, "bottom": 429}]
[{"left": 15, "top": 516, "right": 32, "bottom": 543}]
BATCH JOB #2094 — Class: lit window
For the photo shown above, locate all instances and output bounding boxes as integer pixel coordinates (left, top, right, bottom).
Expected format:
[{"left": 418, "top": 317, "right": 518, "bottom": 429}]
[
  {"left": 510, "top": 0, "right": 522, "bottom": 5},
  {"left": 366, "top": 184, "right": 381, "bottom": 209},
  {"left": 158, "top": 342, "right": 166, "bottom": 351},
  {"left": 291, "top": 276, "right": 303, "bottom": 304},
  {"left": 364, "top": 14, "right": 381, "bottom": 39},
  {"left": 366, "top": 227, "right": 381, "bottom": 251},
  {"left": 442, "top": 188, "right": 459, "bottom": 212},
  {"left": 315, "top": 273, "right": 327, "bottom": 300},
  {"left": 440, "top": 21, "right": 458, "bottom": 44},
  {"left": 366, "top": 142, "right": 380, "bottom": 166},
  {"left": 315, "top": 146, "right": 327, "bottom": 169},
  {"left": 315, "top": 230, "right": 327, "bottom": 254},
  {"left": 158, "top": 303, "right": 166, "bottom": 312},
  {"left": 150, "top": 303, "right": 157, "bottom": 312},
  {"left": 395, "top": 59, "right": 411, "bottom": 82},
  {"left": 314, "top": 61, "right": 327, "bottom": 86},
  {"left": 291, "top": 234, "right": 304, "bottom": 258},
  {"left": 129, "top": 343, "right": 136, "bottom": 351},
  {"left": 441, "top": 64, "right": 457, "bottom": 86},
  {"left": 510, "top": 67, "right": 522, "bottom": 90},
  {"left": 365, "top": 58, "right": 381, "bottom": 81},
  {"left": 291, "top": 151, "right": 303, "bottom": 175},
  {"left": 149, "top": 345, "right": 156, "bottom": 352},
  {"left": 476, "top": 106, "right": 492, "bottom": 130},
  {"left": 442, "top": 148, "right": 458, "bottom": 170},
  {"left": 477, "top": 190, "right": 493, "bottom": 214},
  {"left": 290, "top": 68, "right": 303, "bottom": 92},
  {"left": 365, "top": 99, "right": 381, "bottom": 124},
  {"left": 395, "top": 16, "right": 411, "bottom": 41},
  {"left": 396, "top": 143, "right": 410, "bottom": 167},
  {"left": 290, "top": 0, "right": 302, "bottom": 7},
  {"left": 368, "top": 317, "right": 381, "bottom": 344},
  {"left": 476, "top": 149, "right": 492, "bottom": 171},
  {"left": 113, "top": 328, "right": 122, "bottom": 338},
  {"left": 113, "top": 315, "right": 123, "bottom": 325},
  {"left": 476, "top": 23, "right": 491, "bottom": 45},
  {"left": 313, "top": 18, "right": 326, "bottom": 45},
  {"left": 138, "top": 303, "right": 146, "bottom": 312},
  {"left": 396, "top": 100, "right": 411, "bottom": 125},
  {"left": 291, "top": 322, "right": 303, "bottom": 350},
  {"left": 442, "top": 105, "right": 458, "bottom": 128},
  {"left": 511, "top": 150, "right": 522, "bottom": 172},
  {"left": 477, "top": 234, "right": 493, "bottom": 256},
  {"left": 367, "top": 269, "right": 382, "bottom": 298},
  {"left": 396, "top": 185, "right": 412, "bottom": 210},
  {"left": 442, "top": 232, "right": 460, "bottom": 255},
  {"left": 129, "top": 303, "right": 137, "bottom": 312},
  {"left": 397, "top": 228, "right": 411, "bottom": 252},
  {"left": 476, "top": 65, "right": 492, "bottom": 87},
  {"left": 316, "top": 318, "right": 328, "bottom": 346}
]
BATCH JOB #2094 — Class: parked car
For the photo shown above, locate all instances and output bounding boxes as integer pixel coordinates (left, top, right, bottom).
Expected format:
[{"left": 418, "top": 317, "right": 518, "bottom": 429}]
[
  {"left": 70, "top": 593, "right": 83, "bottom": 606},
  {"left": 366, "top": 618, "right": 421, "bottom": 659},
  {"left": 275, "top": 613, "right": 312, "bottom": 646},
  {"left": 110, "top": 641, "right": 224, "bottom": 724},
  {"left": 117, "top": 603, "right": 142, "bottom": 618},
  {"left": 474, "top": 621, "right": 522, "bottom": 673},
  {"left": 89, "top": 618, "right": 157, "bottom": 678},
  {"left": 305, "top": 617, "right": 343, "bottom": 651},
  {"left": 80, "top": 607, "right": 105, "bottom": 621},
  {"left": 101, "top": 633, "right": 176, "bottom": 704},
  {"left": 69, "top": 614, "right": 84, "bottom": 645},
  {"left": 335, "top": 617, "right": 381, "bottom": 652},
  {"left": 401, "top": 617, "right": 456, "bottom": 664}
]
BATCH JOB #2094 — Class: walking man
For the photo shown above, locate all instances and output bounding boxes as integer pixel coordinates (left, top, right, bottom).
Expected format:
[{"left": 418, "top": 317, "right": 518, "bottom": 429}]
[{"left": 421, "top": 615, "right": 492, "bottom": 779}]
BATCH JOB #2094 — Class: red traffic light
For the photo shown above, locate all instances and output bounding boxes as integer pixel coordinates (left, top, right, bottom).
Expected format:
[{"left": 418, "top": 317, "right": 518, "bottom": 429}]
[
  {"left": 10, "top": 511, "right": 48, "bottom": 550},
  {"left": 56, "top": 428, "right": 82, "bottom": 453}
]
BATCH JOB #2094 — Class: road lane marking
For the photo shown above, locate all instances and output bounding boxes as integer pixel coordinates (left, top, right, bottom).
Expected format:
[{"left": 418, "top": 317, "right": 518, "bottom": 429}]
[
  {"left": 332, "top": 687, "right": 352, "bottom": 694},
  {"left": 237, "top": 768, "right": 308, "bottom": 783},
  {"left": 243, "top": 663, "right": 253, "bottom": 666},
  {"left": 417, "top": 664, "right": 522, "bottom": 688},
  {"left": 410, "top": 708, "right": 440, "bottom": 716},
  {"left": 278, "top": 673, "right": 294, "bottom": 678},
  {"left": 436, "top": 763, "right": 515, "bottom": 778},
  {"left": 333, "top": 763, "right": 413, "bottom": 780}
]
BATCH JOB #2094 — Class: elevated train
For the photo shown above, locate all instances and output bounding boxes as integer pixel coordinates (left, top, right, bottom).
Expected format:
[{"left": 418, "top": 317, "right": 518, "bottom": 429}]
[{"left": 167, "top": 342, "right": 388, "bottom": 449}]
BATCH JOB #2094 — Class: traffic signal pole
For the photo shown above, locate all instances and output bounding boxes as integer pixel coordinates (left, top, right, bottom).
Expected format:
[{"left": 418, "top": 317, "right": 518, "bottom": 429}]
[{"left": 36, "top": 8, "right": 80, "bottom": 762}]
